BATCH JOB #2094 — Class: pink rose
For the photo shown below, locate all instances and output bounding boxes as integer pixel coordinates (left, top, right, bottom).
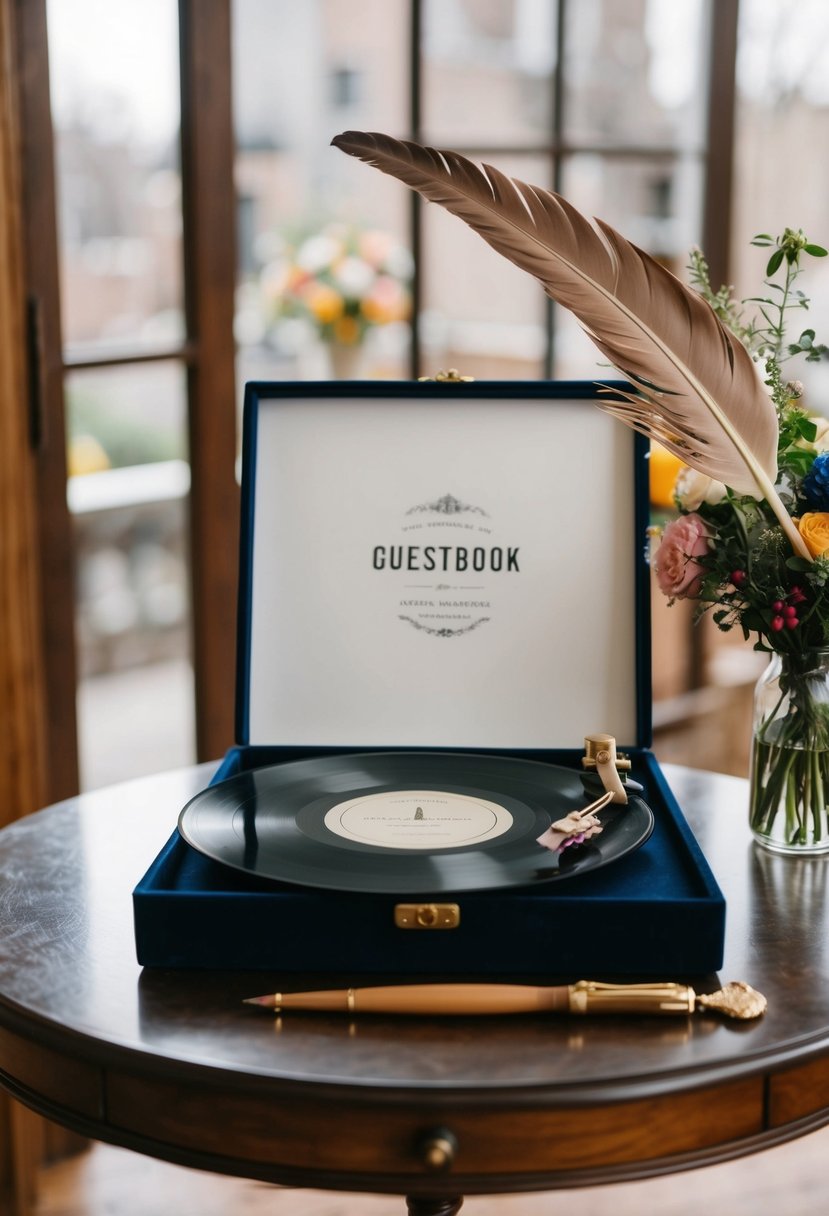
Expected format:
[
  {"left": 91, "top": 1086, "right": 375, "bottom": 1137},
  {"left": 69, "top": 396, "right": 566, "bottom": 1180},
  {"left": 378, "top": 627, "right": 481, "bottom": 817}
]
[{"left": 655, "top": 513, "right": 712, "bottom": 599}]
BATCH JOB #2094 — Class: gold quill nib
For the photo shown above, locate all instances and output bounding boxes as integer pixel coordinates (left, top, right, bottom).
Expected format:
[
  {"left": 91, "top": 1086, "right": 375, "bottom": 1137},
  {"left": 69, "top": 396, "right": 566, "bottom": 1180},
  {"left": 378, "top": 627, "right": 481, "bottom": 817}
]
[{"left": 243, "top": 980, "right": 767, "bottom": 1021}]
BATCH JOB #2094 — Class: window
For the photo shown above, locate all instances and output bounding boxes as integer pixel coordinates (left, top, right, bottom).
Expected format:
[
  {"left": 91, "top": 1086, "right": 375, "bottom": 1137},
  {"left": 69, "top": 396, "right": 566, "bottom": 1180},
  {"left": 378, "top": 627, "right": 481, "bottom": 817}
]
[
  {"left": 18, "top": 0, "right": 741, "bottom": 797},
  {"left": 330, "top": 66, "right": 363, "bottom": 109},
  {"left": 233, "top": 0, "right": 721, "bottom": 389},
  {"left": 19, "top": 0, "right": 237, "bottom": 798}
]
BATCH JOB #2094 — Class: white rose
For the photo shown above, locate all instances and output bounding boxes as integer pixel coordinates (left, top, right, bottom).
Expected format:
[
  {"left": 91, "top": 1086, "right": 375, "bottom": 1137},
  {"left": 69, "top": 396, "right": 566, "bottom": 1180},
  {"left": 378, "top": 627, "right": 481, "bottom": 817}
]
[
  {"left": 296, "top": 235, "right": 343, "bottom": 273},
  {"left": 674, "top": 467, "right": 727, "bottom": 510},
  {"left": 333, "top": 256, "right": 375, "bottom": 297}
]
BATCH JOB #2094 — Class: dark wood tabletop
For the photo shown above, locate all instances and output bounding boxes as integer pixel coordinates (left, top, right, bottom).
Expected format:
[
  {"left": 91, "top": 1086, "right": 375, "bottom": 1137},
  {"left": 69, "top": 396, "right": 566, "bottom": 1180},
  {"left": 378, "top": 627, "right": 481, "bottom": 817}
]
[{"left": 1, "top": 763, "right": 829, "bottom": 1212}]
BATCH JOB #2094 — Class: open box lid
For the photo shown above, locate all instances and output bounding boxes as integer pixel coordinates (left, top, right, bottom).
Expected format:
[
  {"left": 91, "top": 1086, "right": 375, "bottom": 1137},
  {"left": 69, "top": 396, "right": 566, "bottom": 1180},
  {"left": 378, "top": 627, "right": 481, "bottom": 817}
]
[{"left": 236, "top": 380, "right": 651, "bottom": 752}]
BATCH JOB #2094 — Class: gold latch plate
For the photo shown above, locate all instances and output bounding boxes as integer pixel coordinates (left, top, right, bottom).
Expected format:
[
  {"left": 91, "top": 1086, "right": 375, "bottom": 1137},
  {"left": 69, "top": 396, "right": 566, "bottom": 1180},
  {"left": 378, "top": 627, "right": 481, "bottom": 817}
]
[{"left": 395, "top": 903, "right": 461, "bottom": 930}]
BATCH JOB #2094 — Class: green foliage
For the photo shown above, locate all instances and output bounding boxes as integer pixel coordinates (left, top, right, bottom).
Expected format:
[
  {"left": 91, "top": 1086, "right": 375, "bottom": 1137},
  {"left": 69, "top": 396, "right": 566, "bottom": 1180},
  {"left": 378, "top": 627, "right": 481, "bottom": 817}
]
[
  {"left": 746, "top": 229, "right": 829, "bottom": 363},
  {"left": 777, "top": 395, "right": 820, "bottom": 481},
  {"left": 688, "top": 228, "right": 829, "bottom": 367},
  {"left": 686, "top": 248, "right": 758, "bottom": 349}
]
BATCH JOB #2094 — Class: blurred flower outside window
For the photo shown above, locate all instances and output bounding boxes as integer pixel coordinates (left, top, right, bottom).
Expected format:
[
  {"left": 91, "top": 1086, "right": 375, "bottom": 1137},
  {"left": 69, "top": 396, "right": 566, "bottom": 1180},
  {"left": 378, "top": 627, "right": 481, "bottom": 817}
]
[{"left": 258, "top": 223, "right": 413, "bottom": 378}]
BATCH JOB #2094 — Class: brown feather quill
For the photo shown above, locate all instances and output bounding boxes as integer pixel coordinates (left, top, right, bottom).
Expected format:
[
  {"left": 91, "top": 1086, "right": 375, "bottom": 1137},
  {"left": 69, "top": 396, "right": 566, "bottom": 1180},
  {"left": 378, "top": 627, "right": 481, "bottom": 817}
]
[{"left": 331, "top": 130, "right": 810, "bottom": 561}]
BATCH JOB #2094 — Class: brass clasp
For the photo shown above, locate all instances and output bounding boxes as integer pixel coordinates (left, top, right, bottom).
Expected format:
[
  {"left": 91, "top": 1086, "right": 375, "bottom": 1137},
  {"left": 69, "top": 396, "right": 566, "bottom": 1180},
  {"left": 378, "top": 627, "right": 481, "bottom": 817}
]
[
  {"left": 395, "top": 903, "right": 461, "bottom": 930},
  {"left": 417, "top": 368, "right": 475, "bottom": 383}
]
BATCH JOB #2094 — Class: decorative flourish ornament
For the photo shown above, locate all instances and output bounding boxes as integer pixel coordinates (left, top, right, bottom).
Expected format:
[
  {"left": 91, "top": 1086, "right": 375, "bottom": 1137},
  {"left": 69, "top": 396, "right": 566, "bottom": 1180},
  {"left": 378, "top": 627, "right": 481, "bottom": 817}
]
[{"left": 696, "top": 980, "right": 768, "bottom": 1020}]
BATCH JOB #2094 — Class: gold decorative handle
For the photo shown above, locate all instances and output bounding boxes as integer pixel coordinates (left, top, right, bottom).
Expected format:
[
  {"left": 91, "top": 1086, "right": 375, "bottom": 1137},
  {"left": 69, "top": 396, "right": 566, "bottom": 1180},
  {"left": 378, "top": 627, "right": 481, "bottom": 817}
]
[
  {"left": 417, "top": 1128, "right": 458, "bottom": 1172},
  {"left": 568, "top": 980, "right": 696, "bottom": 1015}
]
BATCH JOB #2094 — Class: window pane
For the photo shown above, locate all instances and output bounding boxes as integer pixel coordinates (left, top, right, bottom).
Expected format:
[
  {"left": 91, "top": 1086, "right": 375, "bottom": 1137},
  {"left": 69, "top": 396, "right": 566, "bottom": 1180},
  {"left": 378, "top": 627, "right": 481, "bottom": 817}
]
[
  {"left": 421, "top": 0, "right": 557, "bottom": 145},
  {"left": 563, "top": 0, "right": 709, "bottom": 150},
  {"left": 421, "top": 155, "right": 549, "bottom": 380},
  {"left": 233, "top": 0, "right": 412, "bottom": 384},
  {"left": 561, "top": 152, "right": 703, "bottom": 267},
  {"left": 732, "top": 0, "right": 829, "bottom": 405},
  {"left": 554, "top": 153, "right": 703, "bottom": 376},
  {"left": 47, "top": 0, "right": 184, "bottom": 354},
  {"left": 66, "top": 363, "right": 195, "bottom": 789},
  {"left": 65, "top": 361, "right": 188, "bottom": 473}
]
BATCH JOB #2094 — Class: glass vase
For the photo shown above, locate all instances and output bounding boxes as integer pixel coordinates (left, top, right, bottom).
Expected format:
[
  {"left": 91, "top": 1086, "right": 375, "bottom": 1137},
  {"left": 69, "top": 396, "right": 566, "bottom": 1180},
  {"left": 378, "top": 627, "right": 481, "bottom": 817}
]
[
  {"left": 328, "top": 341, "right": 363, "bottom": 379},
  {"left": 749, "top": 649, "right": 829, "bottom": 854}
]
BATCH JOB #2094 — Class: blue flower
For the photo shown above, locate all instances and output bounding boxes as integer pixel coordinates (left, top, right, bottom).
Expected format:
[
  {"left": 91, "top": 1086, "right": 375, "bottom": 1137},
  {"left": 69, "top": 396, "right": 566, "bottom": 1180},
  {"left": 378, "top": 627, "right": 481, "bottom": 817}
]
[{"left": 802, "top": 452, "right": 829, "bottom": 510}]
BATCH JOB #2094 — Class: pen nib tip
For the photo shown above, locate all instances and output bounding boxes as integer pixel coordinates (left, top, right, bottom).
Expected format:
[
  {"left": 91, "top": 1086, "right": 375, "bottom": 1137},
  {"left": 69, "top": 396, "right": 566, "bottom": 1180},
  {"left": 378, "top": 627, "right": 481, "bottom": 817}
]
[{"left": 242, "top": 995, "right": 274, "bottom": 1006}]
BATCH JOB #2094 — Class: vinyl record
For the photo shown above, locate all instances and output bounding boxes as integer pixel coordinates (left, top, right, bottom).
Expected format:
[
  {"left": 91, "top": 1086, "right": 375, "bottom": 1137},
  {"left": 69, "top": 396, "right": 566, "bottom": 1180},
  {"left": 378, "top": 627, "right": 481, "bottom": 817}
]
[{"left": 178, "top": 752, "right": 653, "bottom": 894}]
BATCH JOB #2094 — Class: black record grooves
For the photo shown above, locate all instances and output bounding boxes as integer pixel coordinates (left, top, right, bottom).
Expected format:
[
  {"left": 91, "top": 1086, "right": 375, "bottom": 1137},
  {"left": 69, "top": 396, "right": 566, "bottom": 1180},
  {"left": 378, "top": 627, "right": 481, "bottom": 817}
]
[{"left": 178, "top": 752, "right": 654, "bottom": 894}]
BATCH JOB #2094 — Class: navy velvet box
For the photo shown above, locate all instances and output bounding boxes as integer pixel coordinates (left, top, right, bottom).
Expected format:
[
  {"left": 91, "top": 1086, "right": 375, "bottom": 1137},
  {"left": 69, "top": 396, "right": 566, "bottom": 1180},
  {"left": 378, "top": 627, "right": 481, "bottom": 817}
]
[
  {"left": 133, "top": 380, "right": 726, "bottom": 977},
  {"left": 134, "top": 746, "right": 724, "bottom": 975}
]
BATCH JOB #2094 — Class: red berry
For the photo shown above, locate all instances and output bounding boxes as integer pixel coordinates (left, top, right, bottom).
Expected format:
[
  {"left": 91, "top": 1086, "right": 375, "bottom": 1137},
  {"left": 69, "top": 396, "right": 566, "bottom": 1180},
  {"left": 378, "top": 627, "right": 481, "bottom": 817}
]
[
  {"left": 784, "top": 605, "right": 798, "bottom": 617},
  {"left": 771, "top": 615, "right": 785, "bottom": 631},
  {"left": 772, "top": 601, "right": 784, "bottom": 612},
  {"left": 731, "top": 570, "right": 746, "bottom": 586},
  {"left": 786, "top": 616, "right": 799, "bottom": 629}
]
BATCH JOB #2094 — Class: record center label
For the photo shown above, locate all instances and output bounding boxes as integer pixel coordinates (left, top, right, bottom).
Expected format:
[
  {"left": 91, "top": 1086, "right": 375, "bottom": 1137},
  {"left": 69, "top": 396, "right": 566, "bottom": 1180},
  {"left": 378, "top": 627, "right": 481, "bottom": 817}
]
[{"left": 323, "top": 789, "right": 514, "bottom": 850}]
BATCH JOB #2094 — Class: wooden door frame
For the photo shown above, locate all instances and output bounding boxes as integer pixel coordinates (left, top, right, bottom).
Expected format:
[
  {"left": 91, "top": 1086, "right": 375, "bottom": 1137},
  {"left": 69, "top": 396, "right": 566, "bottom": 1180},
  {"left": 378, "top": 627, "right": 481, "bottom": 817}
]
[
  {"left": 15, "top": 0, "right": 78, "bottom": 803},
  {"left": 180, "top": 0, "right": 240, "bottom": 762},
  {"left": 1, "top": 3, "right": 53, "bottom": 1210}
]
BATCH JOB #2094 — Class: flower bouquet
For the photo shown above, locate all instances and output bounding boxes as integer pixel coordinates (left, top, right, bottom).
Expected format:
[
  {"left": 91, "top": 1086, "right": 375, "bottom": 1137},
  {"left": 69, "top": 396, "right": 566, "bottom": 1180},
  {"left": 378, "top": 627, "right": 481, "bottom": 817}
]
[
  {"left": 331, "top": 130, "right": 829, "bottom": 851},
  {"left": 654, "top": 232, "right": 829, "bottom": 852},
  {"left": 262, "top": 223, "right": 412, "bottom": 375}
]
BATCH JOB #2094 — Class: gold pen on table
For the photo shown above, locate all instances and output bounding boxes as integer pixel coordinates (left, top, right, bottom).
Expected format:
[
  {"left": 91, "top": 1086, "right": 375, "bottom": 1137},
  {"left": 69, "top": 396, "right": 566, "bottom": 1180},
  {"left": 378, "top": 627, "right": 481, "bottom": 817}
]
[{"left": 243, "top": 980, "right": 766, "bottom": 1021}]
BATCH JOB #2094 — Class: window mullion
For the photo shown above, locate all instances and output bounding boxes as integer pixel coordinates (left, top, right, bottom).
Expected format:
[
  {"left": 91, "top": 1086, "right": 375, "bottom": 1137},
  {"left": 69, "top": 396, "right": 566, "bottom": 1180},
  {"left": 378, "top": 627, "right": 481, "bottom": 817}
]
[
  {"left": 16, "top": 0, "right": 80, "bottom": 802},
  {"left": 409, "top": 0, "right": 423, "bottom": 378},
  {"left": 179, "top": 0, "right": 240, "bottom": 760},
  {"left": 547, "top": 0, "right": 568, "bottom": 378},
  {"left": 702, "top": 0, "right": 739, "bottom": 291}
]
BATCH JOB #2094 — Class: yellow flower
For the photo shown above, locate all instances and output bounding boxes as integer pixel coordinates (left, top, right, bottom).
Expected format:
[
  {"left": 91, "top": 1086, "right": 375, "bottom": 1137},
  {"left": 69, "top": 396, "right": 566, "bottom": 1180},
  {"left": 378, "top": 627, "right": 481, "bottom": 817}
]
[
  {"left": 798, "top": 512, "right": 829, "bottom": 557},
  {"left": 68, "top": 434, "right": 110, "bottom": 476},
  {"left": 649, "top": 443, "right": 685, "bottom": 509},
  {"left": 361, "top": 296, "right": 392, "bottom": 324},
  {"left": 305, "top": 283, "right": 344, "bottom": 324},
  {"left": 361, "top": 275, "right": 409, "bottom": 324}
]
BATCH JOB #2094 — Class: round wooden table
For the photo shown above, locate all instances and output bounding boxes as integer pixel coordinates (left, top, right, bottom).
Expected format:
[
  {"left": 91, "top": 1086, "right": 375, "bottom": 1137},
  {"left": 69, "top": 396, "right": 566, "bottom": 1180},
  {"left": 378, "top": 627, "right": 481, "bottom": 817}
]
[{"left": 1, "top": 763, "right": 828, "bottom": 1215}]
